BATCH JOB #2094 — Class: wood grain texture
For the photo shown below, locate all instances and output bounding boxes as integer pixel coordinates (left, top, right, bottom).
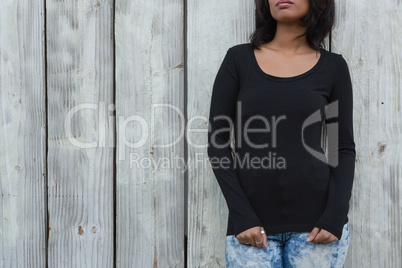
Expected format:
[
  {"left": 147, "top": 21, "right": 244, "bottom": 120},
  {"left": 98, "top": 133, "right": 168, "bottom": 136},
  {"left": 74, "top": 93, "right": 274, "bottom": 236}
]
[
  {"left": 114, "top": 0, "right": 184, "bottom": 266},
  {"left": 46, "top": 0, "right": 114, "bottom": 266},
  {"left": 332, "top": 1, "right": 402, "bottom": 267},
  {"left": 186, "top": 1, "right": 256, "bottom": 267},
  {"left": 0, "top": 1, "right": 46, "bottom": 267}
]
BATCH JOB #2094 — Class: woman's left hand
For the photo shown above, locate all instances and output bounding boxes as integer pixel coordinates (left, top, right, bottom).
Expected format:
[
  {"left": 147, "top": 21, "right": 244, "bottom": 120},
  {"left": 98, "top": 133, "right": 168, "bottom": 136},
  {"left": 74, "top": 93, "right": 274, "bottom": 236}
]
[{"left": 306, "top": 227, "right": 339, "bottom": 243}]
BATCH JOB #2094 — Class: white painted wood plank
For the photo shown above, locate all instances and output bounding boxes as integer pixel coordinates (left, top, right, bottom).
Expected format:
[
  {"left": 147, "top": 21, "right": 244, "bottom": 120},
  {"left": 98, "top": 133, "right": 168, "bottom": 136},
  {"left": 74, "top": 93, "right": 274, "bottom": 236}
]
[
  {"left": 332, "top": 1, "right": 402, "bottom": 267},
  {"left": 0, "top": 1, "right": 46, "bottom": 267},
  {"left": 114, "top": 0, "right": 184, "bottom": 266},
  {"left": 46, "top": 1, "right": 114, "bottom": 266},
  {"left": 186, "top": 1, "right": 256, "bottom": 267}
]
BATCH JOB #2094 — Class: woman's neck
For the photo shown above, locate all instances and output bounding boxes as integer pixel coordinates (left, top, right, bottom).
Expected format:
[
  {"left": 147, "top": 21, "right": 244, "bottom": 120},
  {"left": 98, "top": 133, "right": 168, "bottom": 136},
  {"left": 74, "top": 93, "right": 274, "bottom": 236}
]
[{"left": 263, "top": 23, "right": 311, "bottom": 53}]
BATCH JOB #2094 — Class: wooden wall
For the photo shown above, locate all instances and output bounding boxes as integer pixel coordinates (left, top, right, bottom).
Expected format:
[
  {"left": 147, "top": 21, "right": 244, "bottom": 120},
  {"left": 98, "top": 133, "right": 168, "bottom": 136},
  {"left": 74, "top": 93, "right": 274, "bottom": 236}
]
[
  {"left": 332, "top": 1, "right": 402, "bottom": 267},
  {"left": 0, "top": 0, "right": 47, "bottom": 266},
  {"left": 0, "top": 0, "right": 400, "bottom": 267}
]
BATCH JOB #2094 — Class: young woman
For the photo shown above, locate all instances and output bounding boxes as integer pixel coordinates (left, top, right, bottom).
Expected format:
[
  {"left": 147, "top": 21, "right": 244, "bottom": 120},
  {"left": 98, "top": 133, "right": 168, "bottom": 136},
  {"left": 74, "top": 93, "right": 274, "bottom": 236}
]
[{"left": 207, "top": 0, "right": 356, "bottom": 267}]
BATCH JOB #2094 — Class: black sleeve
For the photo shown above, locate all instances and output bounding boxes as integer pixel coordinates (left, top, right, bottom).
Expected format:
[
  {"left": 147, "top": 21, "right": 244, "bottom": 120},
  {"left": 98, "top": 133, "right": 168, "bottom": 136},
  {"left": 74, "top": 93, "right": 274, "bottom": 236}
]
[
  {"left": 207, "top": 48, "right": 263, "bottom": 236},
  {"left": 315, "top": 55, "right": 356, "bottom": 240}
]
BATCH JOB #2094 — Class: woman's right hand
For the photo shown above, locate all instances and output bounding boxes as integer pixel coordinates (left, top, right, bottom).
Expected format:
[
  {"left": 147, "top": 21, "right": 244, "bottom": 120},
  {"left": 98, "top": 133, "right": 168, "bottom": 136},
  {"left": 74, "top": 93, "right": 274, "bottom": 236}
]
[{"left": 235, "top": 226, "right": 267, "bottom": 248}]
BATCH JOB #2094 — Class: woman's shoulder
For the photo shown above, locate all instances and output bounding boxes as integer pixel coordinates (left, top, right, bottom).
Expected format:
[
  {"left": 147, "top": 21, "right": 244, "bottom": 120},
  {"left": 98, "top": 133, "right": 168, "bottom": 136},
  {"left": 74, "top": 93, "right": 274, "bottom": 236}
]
[
  {"left": 222, "top": 43, "right": 252, "bottom": 66},
  {"left": 322, "top": 48, "right": 347, "bottom": 62},
  {"left": 226, "top": 42, "right": 252, "bottom": 56},
  {"left": 322, "top": 48, "right": 351, "bottom": 70},
  {"left": 228, "top": 42, "right": 251, "bottom": 50}
]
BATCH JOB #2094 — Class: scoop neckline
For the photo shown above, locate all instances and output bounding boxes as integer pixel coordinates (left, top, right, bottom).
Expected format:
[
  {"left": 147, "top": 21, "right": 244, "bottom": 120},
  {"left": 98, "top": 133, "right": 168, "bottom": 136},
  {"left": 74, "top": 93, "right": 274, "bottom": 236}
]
[{"left": 248, "top": 43, "right": 326, "bottom": 82}]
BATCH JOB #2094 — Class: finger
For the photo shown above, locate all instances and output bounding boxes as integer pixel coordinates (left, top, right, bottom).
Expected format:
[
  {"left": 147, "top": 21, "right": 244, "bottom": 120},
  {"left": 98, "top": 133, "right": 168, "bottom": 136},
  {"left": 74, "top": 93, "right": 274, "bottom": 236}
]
[
  {"left": 244, "top": 234, "right": 254, "bottom": 247},
  {"left": 235, "top": 235, "right": 246, "bottom": 245},
  {"left": 249, "top": 236, "right": 256, "bottom": 247},
  {"left": 241, "top": 239, "right": 250, "bottom": 245},
  {"left": 261, "top": 228, "right": 267, "bottom": 248},
  {"left": 263, "top": 233, "right": 267, "bottom": 248},
  {"left": 256, "top": 236, "right": 264, "bottom": 248},
  {"left": 253, "top": 233, "right": 264, "bottom": 248},
  {"left": 311, "top": 232, "right": 322, "bottom": 243},
  {"left": 312, "top": 230, "right": 330, "bottom": 243},
  {"left": 306, "top": 227, "right": 320, "bottom": 242},
  {"left": 261, "top": 227, "right": 268, "bottom": 248}
]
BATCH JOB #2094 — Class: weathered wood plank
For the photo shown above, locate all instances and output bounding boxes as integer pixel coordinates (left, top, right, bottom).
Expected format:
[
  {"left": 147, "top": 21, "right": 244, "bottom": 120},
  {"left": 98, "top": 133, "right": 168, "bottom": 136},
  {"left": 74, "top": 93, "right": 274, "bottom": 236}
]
[
  {"left": 186, "top": 1, "right": 256, "bottom": 267},
  {"left": 114, "top": 0, "right": 184, "bottom": 266},
  {"left": 46, "top": 0, "right": 114, "bottom": 266},
  {"left": 332, "top": 1, "right": 402, "bottom": 267},
  {"left": 0, "top": 1, "right": 46, "bottom": 267}
]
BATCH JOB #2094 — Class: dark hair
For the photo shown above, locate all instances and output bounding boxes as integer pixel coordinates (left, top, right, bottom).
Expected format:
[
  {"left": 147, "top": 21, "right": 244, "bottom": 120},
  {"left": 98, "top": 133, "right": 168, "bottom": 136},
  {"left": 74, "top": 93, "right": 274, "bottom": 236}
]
[{"left": 249, "top": 0, "right": 335, "bottom": 51}]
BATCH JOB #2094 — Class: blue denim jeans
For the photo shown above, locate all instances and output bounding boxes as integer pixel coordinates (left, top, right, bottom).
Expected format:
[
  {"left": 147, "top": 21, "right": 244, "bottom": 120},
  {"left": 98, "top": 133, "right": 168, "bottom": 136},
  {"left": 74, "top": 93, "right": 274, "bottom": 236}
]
[{"left": 225, "top": 223, "right": 349, "bottom": 268}]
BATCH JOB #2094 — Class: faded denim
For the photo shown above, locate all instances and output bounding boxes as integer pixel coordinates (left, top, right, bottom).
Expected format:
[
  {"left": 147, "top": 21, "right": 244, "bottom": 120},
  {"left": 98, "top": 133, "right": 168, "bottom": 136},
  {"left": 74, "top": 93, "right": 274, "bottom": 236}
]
[{"left": 225, "top": 223, "right": 349, "bottom": 268}]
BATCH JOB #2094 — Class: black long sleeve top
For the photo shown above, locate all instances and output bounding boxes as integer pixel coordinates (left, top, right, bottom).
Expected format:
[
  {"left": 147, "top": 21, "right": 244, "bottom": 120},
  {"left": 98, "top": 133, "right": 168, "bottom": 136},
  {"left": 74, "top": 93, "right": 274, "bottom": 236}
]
[{"left": 207, "top": 43, "right": 356, "bottom": 240}]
